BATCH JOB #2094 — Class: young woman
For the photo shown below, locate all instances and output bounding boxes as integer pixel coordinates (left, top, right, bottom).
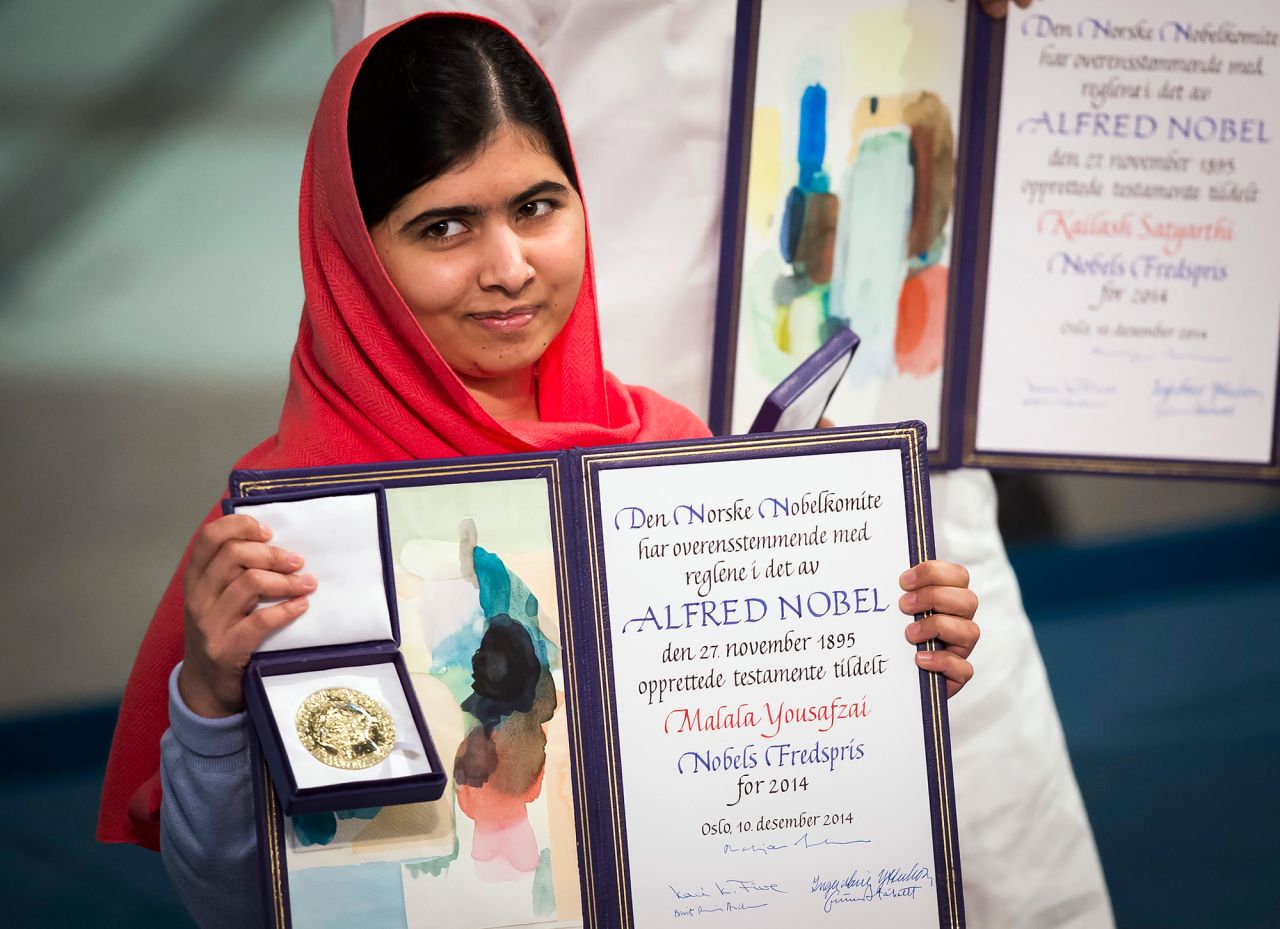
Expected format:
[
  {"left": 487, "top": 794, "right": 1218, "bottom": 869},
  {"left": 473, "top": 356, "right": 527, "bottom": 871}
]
[
  {"left": 97, "top": 14, "right": 980, "bottom": 926},
  {"left": 333, "top": 4, "right": 1111, "bottom": 928}
]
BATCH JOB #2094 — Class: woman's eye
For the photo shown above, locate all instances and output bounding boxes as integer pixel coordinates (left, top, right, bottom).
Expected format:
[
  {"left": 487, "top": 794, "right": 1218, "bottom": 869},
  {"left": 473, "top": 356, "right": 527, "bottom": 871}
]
[
  {"left": 518, "top": 199, "right": 555, "bottom": 219},
  {"left": 423, "top": 219, "right": 466, "bottom": 240}
]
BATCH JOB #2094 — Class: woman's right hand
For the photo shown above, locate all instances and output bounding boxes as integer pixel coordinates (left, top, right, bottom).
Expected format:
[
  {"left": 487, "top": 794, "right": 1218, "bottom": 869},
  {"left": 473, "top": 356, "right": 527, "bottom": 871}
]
[{"left": 177, "top": 514, "right": 315, "bottom": 718}]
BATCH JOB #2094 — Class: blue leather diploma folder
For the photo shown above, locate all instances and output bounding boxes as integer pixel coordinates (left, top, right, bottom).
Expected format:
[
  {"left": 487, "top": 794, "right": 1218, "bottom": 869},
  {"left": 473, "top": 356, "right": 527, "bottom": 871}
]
[{"left": 231, "top": 421, "right": 964, "bottom": 929}]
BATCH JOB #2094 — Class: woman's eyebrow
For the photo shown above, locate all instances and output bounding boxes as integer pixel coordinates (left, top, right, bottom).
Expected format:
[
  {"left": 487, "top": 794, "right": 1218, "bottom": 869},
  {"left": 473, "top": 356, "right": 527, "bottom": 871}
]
[
  {"left": 399, "top": 181, "right": 569, "bottom": 236},
  {"left": 508, "top": 180, "right": 569, "bottom": 206},
  {"left": 400, "top": 202, "right": 481, "bottom": 236}
]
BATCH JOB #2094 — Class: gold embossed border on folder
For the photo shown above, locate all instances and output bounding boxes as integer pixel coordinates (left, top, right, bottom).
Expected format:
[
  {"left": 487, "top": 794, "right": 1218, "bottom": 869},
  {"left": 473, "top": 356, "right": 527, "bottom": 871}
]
[{"left": 574, "top": 425, "right": 962, "bottom": 929}]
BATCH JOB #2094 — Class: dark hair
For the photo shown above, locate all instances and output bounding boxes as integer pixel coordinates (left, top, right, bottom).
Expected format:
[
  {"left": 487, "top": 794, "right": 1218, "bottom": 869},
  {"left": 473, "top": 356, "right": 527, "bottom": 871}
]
[{"left": 348, "top": 17, "right": 579, "bottom": 226}]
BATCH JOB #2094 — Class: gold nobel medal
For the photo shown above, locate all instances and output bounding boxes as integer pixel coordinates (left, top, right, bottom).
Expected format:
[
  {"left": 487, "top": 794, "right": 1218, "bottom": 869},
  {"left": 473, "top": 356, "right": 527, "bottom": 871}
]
[{"left": 295, "top": 687, "right": 396, "bottom": 770}]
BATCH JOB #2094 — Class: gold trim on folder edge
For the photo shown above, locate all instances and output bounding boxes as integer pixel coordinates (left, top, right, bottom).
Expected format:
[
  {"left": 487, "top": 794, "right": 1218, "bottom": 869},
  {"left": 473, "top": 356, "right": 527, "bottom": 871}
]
[
  {"left": 234, "top": 458, "right": 562, "bottom": 496},
  {"left": 964, "top": 448, "right": 1280, "bottom": 481},
  {"left": 546, "top": 460, "right": 599, "bottom": 923},
  {"left": 262, "top": 760, "right": 285, "bottom": 929},
  {"left": 909, "top": 429, "right": 960, "bottom": 929},
  {"left": 579, "top": 461, "right": 631, "bottom": 928}
]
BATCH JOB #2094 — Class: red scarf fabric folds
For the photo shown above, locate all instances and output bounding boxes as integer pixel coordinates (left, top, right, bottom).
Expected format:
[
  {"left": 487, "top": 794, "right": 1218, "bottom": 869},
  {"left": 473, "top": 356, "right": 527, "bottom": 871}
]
[{"left": 98, "top": 13, "right": 706, "bottom": 849}]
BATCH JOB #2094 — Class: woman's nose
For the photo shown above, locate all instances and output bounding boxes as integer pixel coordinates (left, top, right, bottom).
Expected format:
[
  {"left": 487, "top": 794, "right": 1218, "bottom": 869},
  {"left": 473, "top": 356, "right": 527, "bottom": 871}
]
[{"left": 477, "top": 226, "right": 534, "bottom": 294}]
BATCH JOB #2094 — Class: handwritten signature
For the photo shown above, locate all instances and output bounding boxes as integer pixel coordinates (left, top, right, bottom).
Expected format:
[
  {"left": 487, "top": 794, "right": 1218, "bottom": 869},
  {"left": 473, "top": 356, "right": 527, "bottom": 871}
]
[
  {"left": 673, "top": 901, "right": 769, "bottom": 919},
  {"left": 1152, "top": 377, "right": 1261, "bottom": 417},
  {"left": 1090, "top": 346, "right": 1233, "bottom": 366},
  {"left": 669, "top": 879, "right": 784, "bottom": 917},
  {"left": 722, "top": 832, "right": 870, "bottom": 856},
  {"left": 670, "top": 879, "right": 786, "bottom": 900},
  {"left": 809, "top": 863, "right": 933, "bottom": 913}
]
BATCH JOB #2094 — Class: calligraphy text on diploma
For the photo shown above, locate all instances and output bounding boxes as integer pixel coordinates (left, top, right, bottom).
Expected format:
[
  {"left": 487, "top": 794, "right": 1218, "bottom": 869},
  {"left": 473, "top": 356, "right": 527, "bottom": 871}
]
[
  {"left": 595, "top": 450, "right": 941, "bottom": 927},
  {"left": 976, "top": 0, "right": 1280, "bottom": 463}
]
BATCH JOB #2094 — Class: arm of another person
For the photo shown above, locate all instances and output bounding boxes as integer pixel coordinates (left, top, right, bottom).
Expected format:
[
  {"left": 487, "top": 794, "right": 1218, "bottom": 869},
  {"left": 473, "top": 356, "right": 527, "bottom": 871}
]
[{"left": 161, "top": 513, "right": 315, "bottom": 928}]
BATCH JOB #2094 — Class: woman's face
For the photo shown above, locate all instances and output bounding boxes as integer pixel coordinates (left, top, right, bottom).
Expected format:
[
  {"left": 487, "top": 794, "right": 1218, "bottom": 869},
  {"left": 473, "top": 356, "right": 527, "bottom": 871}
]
[{"left": 370, "top": 122, "right": 586, "bottom": 386}]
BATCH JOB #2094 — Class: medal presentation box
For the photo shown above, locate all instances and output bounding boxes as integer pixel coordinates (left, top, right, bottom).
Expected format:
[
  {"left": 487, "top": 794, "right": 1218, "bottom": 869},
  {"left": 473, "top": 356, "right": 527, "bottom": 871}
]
[
  {"left": 749, "top": 324, "right": 859, "bottom": 433},
  {"left": 224, "top": 486, "right": 446, "bottom": 816},
  {"left": 230, "top": 422, "right": 963, "bottom": 929}
]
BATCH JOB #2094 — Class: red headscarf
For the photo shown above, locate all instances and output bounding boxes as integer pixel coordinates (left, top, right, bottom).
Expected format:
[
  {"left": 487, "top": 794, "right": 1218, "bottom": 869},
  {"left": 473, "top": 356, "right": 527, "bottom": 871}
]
[{"left": 98, "top": 13, "right": 707, "bottom": 849}]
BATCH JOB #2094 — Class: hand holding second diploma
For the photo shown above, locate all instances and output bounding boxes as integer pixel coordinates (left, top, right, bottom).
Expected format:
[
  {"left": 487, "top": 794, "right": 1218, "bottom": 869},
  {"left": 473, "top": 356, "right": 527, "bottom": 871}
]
[
  {"left": 976, "top": 0, "right": 1032, "bottom": 19},
  {"left": 900, "top": 561, "right": 979, "bottom": 699},
  {"left": 178, "top": 514, "right": 314, "bottom": 718}
]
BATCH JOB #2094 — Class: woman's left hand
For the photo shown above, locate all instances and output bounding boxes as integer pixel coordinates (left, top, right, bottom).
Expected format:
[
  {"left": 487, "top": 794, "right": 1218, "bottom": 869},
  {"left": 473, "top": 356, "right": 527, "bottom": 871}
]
[{"left": 900, "top": 560, "right": 980, "bottom": 698}]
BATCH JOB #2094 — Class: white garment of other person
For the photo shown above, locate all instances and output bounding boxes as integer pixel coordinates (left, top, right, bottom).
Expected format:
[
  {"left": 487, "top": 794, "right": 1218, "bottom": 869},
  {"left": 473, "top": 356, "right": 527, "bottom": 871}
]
[{"left": 333, "top": 2, "right": 1116, "bottom": 927}]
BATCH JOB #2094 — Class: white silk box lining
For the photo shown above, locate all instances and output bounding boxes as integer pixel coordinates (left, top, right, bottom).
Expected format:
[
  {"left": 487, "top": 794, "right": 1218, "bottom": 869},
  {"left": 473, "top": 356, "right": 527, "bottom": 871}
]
[{"left": 232, "top": 492, "right": 392, "bottom": 652}]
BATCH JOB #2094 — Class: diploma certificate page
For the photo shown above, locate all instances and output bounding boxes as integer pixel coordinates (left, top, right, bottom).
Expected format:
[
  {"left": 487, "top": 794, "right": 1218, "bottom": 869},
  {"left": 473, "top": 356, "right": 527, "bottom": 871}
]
[
  {"left": 975, "top": 0, "right": 1280, "bottom": 464},
  {"left": 594, "top": 448, "right": 943, "bottom": 928}
]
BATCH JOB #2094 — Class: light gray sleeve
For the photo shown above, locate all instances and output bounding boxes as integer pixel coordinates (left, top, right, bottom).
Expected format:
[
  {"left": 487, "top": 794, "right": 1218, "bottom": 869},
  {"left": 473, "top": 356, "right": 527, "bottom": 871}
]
[{"left": 160, "top": 662, "right": 264, "bottom": 929}]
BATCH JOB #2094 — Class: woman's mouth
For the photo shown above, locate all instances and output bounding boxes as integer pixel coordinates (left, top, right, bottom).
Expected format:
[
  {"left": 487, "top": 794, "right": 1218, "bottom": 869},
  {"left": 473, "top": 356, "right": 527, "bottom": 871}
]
[{"left": 469, "top": 306, "right": 537, "bottom": 331}]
